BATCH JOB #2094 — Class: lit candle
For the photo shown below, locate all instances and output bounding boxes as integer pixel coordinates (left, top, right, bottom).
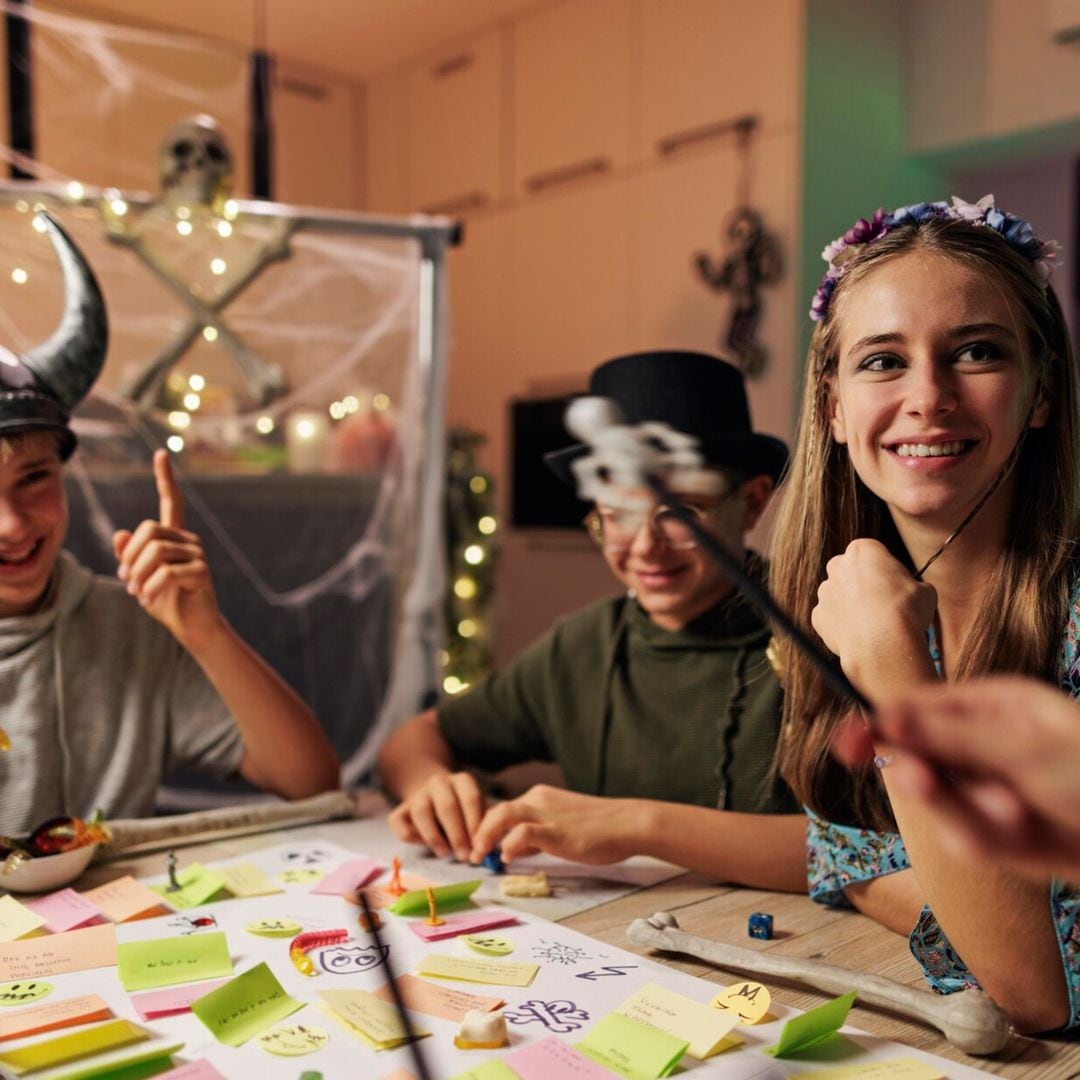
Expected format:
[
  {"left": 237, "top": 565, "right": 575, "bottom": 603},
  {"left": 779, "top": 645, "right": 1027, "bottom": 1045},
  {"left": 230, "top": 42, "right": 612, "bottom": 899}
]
[{"left": 285, "top": 409, "right": 329, "bottom": 473}]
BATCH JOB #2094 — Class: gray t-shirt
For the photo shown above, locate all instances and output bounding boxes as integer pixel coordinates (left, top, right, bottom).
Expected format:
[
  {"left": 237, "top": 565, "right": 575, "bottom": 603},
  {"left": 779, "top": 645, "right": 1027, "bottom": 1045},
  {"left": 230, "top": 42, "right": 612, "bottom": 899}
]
[{"left": 0, "top": 551, "right": 245, "bottom": 834}]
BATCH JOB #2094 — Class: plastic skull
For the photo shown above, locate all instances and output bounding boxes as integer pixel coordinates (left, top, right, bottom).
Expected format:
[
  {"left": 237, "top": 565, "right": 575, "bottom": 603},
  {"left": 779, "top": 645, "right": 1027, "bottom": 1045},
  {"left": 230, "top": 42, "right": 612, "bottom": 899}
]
[{"left": 158, "top": 115, "right": 233, "bottom": 208}]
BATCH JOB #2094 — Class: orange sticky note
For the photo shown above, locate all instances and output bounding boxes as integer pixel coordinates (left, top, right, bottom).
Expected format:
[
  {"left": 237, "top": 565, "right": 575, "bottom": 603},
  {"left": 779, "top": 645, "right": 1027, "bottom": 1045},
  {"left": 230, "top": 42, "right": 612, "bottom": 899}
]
[
  {"left": 373, "top": 974, "right": 504, "bottom": 1022},
  {"left": 81, "top": 877, "right": 168, "bottom": 923},
  {"left": 0, "top": 993, "right": 112, "bottom": 1042},
  {"left": 0, "top": 923, "right": 117, "bottom": 983}
]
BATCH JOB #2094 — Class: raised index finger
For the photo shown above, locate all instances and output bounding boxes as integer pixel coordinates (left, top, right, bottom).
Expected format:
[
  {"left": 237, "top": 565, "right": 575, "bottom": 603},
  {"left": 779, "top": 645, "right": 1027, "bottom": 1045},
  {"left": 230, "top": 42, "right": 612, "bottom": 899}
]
[{"left": 153, "top": 449, "right": 184, "bottom": 530}]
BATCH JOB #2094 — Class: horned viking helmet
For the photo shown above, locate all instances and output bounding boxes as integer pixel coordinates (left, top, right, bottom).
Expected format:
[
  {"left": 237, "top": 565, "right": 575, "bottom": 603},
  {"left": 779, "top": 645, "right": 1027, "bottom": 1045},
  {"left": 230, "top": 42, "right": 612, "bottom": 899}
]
[{"left": 0, "top": 212, "right": 109, "bottom": 458}]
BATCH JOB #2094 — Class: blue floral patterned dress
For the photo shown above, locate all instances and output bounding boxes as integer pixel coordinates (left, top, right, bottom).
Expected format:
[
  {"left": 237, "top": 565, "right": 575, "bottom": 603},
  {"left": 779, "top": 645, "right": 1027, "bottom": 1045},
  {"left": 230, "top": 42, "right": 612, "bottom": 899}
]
[{"left": 806, "top": 583, "right": 1080, "bottom": 1029}]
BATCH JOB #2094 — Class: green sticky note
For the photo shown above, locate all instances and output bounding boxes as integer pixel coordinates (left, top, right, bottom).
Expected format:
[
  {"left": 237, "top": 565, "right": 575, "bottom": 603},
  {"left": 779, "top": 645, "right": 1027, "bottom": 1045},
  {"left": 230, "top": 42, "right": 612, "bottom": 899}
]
[
  {"left": 764, "top": 991, "right": 856, "bottom": 1058},
  {"left": 577, "top": 1011, "right": 688, "bottom": 1079},
  {"left": 449, "top": 1062, "right": 519, "bottom": 1080},
  {"left": 389, "top": 879, "right": 481, "bottom": 916},
  {"left": 190, "top": 961, "right": 304, "bottom": 1046},
  {"left": 117, "top": 930, "right": 233, "bottom": 991},
  {"left": 48, "top": 1042, "right": 184, "bottom": 1080},
  {"left": 151, "top": 863, "right": 227, "bottom": 909},
  {"left": 0, "top": 1018, "right": 147, "bottom": 1076}
]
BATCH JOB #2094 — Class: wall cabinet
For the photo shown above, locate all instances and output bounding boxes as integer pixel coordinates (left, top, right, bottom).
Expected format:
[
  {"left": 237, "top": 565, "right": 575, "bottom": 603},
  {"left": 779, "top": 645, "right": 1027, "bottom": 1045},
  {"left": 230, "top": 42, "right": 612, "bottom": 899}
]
[
  {"left": 512, "top": 0, "right": 632, "bottom": 198},
  {"left": 407, "top": 29, "right": 505, "bottom": 215}
]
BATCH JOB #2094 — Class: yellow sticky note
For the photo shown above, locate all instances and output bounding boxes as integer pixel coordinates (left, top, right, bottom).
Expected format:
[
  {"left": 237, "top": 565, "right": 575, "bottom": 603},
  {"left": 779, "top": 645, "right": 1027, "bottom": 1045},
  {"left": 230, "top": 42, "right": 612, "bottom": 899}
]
[
  {"left": 711, "top": 980, "right": 772, "bottom": 1024},
  {"left": 0, "top": 923, "right": 116, "bottom": 983},
  {"left": 787, "top": 1060, "right": 945, "bottom": 1080},
  {"left": 0, "top": 897, "right": 46, "bottom": 943},
  {"left": 151, "top": 863, "right": 226, "bottom": 909},
  {"left": 617, "top": 982, "right": 741, "bottom": 1059},
  {"left": 319, "top": 989, "right": 430, "bottom": 1050},
  {"left": 81, "top": 876, "right": 166, "bottom": 923},
  {"left": 417, "top": 953, "right": 538, "bottom": 988},
  {"left": 0, "top": 1018, "right": 146, "bottom": 1076},
  {"left": 577, "top": 1011, "right": 688, "bottom": 1080},
  {"left": 217, "top": 863, "right": 283, "bottom": 898}
]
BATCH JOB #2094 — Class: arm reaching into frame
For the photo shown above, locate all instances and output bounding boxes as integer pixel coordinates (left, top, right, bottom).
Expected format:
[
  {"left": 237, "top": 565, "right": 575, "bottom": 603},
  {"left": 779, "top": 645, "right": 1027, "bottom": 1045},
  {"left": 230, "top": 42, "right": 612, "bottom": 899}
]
[{"left": 836, "top": 676, "right": 1080, "bottom": 881}]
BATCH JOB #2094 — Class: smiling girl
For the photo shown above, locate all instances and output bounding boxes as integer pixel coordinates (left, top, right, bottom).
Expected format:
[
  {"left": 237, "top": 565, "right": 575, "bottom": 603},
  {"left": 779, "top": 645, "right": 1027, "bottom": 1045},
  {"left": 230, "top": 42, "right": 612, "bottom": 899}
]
[{"left": 770, "top": 197, "right": 1080, "bottom": 1033}]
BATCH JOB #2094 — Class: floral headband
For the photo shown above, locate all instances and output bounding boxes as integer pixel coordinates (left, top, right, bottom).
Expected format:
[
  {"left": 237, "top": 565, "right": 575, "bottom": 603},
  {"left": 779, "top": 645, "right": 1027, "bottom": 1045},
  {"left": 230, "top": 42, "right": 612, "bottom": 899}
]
[{"left": 809, "top": 194, "right": 1060, "bottom": 322}]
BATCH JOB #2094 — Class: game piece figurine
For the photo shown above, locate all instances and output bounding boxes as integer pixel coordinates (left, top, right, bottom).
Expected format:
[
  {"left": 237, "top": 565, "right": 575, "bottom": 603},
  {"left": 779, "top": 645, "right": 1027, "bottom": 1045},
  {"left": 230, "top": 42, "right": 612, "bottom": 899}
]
[
  {"left": 481, "top": 848, "right": 505, "bottom": 874},
  {"left": 425, "top": 886, "right": 445, "bottom": 926},
  {"left": 453, "top": 1009, "right": 509, "bottom": 1050},
  {"left": 165, "top": 850, "right": 181, "bottom": 893},
  {"left": 748, "top": 912, "right": 773, "bottom": 940},
  {"left": 499, "top": 870, "right": 551, "bottom": 898},
  {"left": 387, "top": 855, "right": 406, "bottom": 896},
  {"left": 359, "top": 907, "right": 382, "bottom": 933}
]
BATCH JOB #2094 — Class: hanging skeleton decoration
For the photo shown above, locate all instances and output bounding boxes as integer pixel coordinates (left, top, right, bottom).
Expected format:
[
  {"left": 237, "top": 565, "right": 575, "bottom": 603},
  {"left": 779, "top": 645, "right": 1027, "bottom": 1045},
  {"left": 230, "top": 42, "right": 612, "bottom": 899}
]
[
  {"left": 107, "top": 115, "right": 292, "bottom": 407},
  {"left": 695, "top": 206, "right": 781, "bottom": 378},
  {"left": 692, "top": 117, "right": 781, "bottom": 379},
  {"left": 158, "top": 115, "right": 234, "bottom": 212}
]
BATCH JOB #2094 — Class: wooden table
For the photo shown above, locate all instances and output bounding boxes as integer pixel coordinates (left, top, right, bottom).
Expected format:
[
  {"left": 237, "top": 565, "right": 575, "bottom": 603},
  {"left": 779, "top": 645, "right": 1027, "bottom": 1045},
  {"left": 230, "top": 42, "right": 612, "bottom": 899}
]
[{"left": 85, "top": 806, "right": 1080, "bottom": 1079}]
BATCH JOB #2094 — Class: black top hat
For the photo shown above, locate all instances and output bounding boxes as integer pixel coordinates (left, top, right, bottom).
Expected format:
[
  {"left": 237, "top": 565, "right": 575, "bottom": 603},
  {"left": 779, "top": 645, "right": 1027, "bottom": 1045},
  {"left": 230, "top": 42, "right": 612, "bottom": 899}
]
[
  {"left": 545, "top": 350, "right": 788, "bottom": 488},
  {"left": 0, "top": 212, "right": 109, "bottom": 459}
]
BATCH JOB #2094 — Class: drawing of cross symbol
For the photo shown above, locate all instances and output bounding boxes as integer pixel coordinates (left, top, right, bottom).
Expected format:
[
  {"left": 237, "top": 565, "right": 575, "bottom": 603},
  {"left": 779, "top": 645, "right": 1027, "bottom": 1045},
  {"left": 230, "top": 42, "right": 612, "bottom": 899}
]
[
  {"left": 102, "top": 200, "right": 295, "bottom": 407},
  {"left": 503, "top": 999, "right": 591, "bottom": 1034}
]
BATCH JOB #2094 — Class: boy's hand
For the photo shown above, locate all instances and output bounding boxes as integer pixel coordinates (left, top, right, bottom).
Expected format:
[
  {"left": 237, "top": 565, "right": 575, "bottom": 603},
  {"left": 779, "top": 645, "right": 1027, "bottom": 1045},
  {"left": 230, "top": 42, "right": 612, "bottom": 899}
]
[
  {"left": 113, "top": 449, "right": 222, "bottom": 649},
  {"left": 469, "top": 786, "right": 638, "bottom": 866},
  {"left": 386, "top": 770, "right": 487, "bottom": 861}
]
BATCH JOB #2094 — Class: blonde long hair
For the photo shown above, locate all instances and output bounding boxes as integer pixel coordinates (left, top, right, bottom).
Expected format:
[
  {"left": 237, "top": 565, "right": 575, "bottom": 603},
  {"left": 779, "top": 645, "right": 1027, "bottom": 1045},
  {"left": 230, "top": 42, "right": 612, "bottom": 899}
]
[{"left": 770, "top": 216, "right": 1080, "bottom": 831}]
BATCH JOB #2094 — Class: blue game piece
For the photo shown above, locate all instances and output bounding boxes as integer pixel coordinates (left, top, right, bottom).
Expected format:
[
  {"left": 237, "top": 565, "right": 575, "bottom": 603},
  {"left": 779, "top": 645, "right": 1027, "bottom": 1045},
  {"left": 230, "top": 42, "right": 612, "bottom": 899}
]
[
  {"left": 748, "top": 912, "right": 773, "bottom": 940},
  {"left": 481, "top": 848, "right": 505, "bottom": 874}
]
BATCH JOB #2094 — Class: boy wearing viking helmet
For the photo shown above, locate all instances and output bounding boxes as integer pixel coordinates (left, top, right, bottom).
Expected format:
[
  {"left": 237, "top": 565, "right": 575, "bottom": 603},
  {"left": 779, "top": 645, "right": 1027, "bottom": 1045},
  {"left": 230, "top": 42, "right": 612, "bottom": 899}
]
[{"left": 0, "top": 214, "right": 338, "bottom": 835}]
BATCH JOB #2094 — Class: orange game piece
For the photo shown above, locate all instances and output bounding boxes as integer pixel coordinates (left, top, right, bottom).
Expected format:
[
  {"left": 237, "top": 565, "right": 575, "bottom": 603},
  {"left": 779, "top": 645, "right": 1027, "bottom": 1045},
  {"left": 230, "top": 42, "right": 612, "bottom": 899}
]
[
  {"left": 386, "top": 856, "right": 406, "bottom": 897},
  {"left": 425, "top": 886, "right": 445, "bottom": 927}
]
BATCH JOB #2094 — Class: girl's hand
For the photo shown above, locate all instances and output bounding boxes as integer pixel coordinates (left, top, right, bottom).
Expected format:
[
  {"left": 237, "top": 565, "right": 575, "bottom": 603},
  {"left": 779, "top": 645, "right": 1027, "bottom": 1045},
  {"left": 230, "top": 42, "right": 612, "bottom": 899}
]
[{"left": 812, "top": 539, "right": 937, "bottom": 682}]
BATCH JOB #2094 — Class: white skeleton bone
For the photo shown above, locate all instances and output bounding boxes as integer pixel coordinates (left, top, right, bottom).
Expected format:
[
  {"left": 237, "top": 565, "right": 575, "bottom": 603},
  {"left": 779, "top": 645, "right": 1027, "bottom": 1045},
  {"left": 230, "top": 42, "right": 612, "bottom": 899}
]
[
  {"left": 627, "top": 911, "right": 1011, "bottom": 1056},
  {"left": 158, "top": 115, "right": 233, "bottom": 211}
]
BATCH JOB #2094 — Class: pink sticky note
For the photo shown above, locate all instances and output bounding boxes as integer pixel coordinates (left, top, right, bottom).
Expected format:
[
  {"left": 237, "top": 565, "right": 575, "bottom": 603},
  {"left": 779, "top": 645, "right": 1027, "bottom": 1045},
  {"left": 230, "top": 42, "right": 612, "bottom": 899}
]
[
  {"left": 505, "top": 1035, "right": 617, "bottom": 1079},
  {"left": 129, "top": 979, "right": 232, "bottom": 1022},
  {"left": 310, "top": 857, "right": 384, "bottom": 897},
  {"left": 407, "top": 909, "right": 519, "bottom": 942},
  {"left": 157, "top": 1061, "right": 226, "bottom": 1080},
  {"left": 25, "top": 889, "right": 104, "bottom": 934}
]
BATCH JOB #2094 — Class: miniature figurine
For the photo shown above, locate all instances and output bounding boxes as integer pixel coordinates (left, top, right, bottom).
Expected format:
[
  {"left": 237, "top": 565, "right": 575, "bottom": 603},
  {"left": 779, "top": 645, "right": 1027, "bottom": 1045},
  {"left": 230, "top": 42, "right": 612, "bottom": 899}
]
[
  {"left": 454, "top": 1009, "right": 509, "bottom": 1049},
  {"left": 481, "top": 848, "right": 505, "bottom": 874},
  {"left": 387, "top": 855, "right": 406, "bottom": 897},
  {"left": 425, "top": 886, "right": 445, "bottom": 927},
  {"left": 165, "top": 850, "right": 181, "bottom": 893},
  {"left": 748, "top": 912, "right": 774, "bottom": 940}
]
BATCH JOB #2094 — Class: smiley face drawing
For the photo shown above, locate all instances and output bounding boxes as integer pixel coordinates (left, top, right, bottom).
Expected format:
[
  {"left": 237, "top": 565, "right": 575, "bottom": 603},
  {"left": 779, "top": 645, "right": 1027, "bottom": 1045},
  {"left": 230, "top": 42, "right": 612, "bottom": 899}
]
[
  {"left": 317, "top": 943, "right": 390, "bottom": 975},
  {"left": 257, "top": 1023, "right": 329, "bottom": 1056}
]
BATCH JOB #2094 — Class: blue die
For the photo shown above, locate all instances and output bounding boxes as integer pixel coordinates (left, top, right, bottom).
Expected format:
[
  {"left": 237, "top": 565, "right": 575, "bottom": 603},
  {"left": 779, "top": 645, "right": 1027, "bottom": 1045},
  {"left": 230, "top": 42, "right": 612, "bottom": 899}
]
[{"left": 748, "top": 912, "right": 773, "bottom": 940}]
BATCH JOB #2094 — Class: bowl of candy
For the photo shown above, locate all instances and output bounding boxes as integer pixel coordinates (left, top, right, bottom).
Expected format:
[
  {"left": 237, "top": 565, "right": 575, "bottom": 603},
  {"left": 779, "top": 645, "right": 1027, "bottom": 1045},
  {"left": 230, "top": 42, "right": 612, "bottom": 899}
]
[{"left": 0, "top": 816, "right": 109, "bottom": 893}]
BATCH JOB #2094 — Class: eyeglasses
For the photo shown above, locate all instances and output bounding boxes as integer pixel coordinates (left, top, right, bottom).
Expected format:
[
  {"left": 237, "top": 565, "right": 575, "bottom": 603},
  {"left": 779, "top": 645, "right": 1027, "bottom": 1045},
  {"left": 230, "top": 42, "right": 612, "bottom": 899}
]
[{"left": 584, "top": 499, "right": 733, "bottom": 552}]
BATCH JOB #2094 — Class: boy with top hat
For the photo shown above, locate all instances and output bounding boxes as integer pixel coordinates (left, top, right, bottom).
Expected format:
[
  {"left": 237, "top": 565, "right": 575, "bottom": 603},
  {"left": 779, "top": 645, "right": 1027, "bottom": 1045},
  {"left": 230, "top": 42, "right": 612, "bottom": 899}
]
[
  {"left": 0, "top": 213, "right": 338, "bottom": 835},
  {"left": 379, "top": 351, "right": 808, "bottom": 890}
]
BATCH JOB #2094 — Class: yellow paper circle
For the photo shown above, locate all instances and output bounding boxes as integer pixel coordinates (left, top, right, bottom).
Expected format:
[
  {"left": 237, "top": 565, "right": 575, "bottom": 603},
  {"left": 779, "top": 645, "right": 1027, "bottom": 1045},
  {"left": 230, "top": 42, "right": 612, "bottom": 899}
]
[
  {"left": 711, "top": 980, "right": 771, "bottom": 1024},
  {"left": 246, "top": 918, "right": 303, "bottom": 938},
  {"left": 0, "top": 981, "right": 52, "bottom": 1006},
  {"left": 278, "top": 868, "right": 325, "bottom": 886},
  {"left": 257, "top": 1023, "right": 330, "bottom": 1056},
  {"left": 461, "top": 933, "right": 515, "bottom": 956}
]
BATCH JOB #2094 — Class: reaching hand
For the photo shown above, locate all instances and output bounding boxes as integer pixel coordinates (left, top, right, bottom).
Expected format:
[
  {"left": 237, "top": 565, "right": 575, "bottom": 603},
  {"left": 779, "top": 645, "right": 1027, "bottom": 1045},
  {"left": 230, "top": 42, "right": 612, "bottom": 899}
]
[
  {"left": 113, "top": 449, "right": 221, "bottom": 648},
  {"left": 469, "top": 785, "right": 638, "bottom": 866},
  {"left": 386, "top": 770, "right": 487, "bottom": 861},
  {"left": 835, "top": 677, "right": 1080, "bottom": 880}
]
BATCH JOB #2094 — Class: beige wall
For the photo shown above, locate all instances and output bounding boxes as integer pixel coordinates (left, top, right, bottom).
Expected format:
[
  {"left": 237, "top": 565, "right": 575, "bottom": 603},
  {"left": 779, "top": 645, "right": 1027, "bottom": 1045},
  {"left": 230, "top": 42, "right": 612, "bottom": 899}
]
[{"left": 366, "top": 0, "right": 805, "bottom": 661}]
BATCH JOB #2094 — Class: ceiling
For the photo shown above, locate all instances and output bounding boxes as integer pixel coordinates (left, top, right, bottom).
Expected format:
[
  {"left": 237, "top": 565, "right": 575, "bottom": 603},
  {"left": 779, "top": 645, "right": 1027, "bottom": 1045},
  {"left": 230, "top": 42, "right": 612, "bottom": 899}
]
[{"left": 45, "top": 0, "right": 549, "bottom": 80}]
